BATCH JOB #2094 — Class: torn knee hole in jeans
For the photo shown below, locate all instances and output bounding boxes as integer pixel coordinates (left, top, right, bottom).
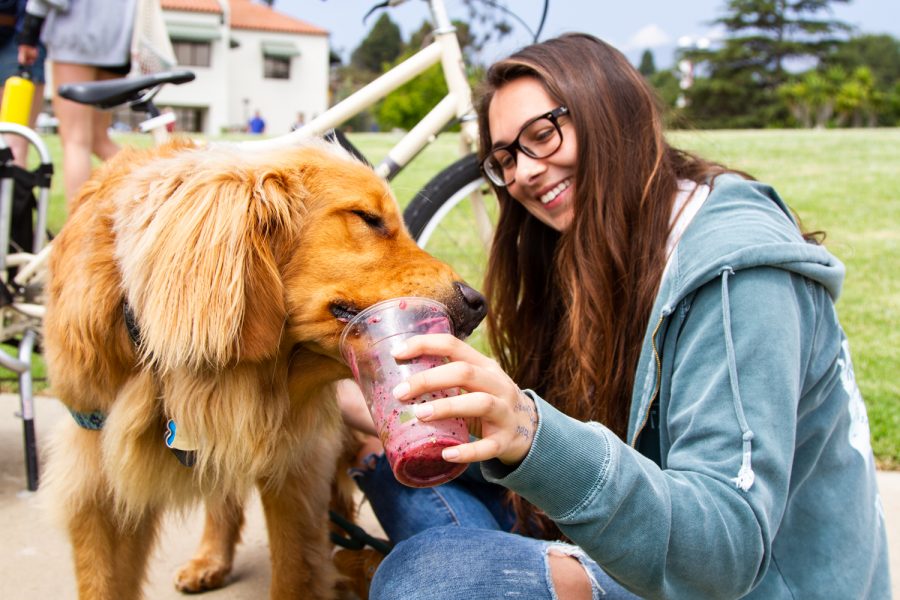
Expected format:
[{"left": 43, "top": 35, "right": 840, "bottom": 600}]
[{"left": 547, "top": 543, "right": 606, "bottom": 598}]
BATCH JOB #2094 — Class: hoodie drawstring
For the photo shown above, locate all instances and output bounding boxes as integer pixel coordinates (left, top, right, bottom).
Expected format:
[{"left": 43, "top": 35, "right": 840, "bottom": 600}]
[{"left": 720, "top": 267, "right": 755, "bottom": 492}]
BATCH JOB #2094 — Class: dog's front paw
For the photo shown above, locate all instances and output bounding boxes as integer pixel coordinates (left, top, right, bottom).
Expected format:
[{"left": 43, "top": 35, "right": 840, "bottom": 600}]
[{"left": 174, "top": 557, "right": 232, "bottom": 593}]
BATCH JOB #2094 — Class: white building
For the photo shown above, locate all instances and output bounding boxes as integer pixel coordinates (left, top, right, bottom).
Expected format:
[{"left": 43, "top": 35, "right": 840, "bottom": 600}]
[{"left": 149, "top": 0, "right": 329, "bottom": 135}]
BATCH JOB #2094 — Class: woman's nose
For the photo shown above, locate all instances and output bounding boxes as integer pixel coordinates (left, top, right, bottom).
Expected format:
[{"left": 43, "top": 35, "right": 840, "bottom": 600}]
[{"left": 515, "top": 152, "right": 546, "bottom": 182}]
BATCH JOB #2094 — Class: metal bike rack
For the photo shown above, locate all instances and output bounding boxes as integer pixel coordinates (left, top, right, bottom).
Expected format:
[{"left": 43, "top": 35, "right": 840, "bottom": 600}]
[{"left": 0, "top": 122, "right": 54, "bottom": 491}]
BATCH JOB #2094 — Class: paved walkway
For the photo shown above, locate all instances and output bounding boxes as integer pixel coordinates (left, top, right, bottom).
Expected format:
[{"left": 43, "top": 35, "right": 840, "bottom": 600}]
[{"left": 1, "top": 394, "right": 896, "bottom": 598}]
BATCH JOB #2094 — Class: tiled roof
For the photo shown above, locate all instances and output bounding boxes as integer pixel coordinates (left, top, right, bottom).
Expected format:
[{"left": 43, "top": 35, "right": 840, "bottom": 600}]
[
  {"left": 161, "top": 0, "right": 221, "bottom": 13},
  {"left": 230, "top": 0, "right": 327, "bottom": 35},
  {"left": 161, "top": 0, "right": 328, "bottom": 35}
]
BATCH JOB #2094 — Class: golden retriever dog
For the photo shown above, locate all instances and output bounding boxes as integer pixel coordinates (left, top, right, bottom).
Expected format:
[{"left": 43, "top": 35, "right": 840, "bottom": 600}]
[{"left": 41, "top": 137, "right": 486, "bottom": 599}]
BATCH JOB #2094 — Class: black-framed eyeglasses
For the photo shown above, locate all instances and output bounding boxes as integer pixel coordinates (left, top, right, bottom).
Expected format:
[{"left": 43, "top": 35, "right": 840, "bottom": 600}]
[{"left": 481, "top": 106, "right": 569, "bottom": 187}]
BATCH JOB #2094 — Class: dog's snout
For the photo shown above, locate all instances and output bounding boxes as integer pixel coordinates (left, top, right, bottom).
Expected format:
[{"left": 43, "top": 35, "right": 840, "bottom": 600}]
[
  {"left": 455, "top": 281, "right": 486, "bottom": 314},
  {"left": 451, "top": 282, "right": 487, "bottom": 338}
]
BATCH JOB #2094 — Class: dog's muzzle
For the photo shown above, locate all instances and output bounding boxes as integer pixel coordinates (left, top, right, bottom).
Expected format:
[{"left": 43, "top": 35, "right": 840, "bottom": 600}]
[{"left": 448, "top": 282, "right": 487, "bottom": 339}]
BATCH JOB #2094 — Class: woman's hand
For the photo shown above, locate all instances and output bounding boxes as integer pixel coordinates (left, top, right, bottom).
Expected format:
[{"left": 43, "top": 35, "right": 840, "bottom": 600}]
[
  {"left": 18, "top": 45, "right": 39, "bottom": 67},
  {"left": 391, "top": 333, "right": 538, "bottom": 466}
]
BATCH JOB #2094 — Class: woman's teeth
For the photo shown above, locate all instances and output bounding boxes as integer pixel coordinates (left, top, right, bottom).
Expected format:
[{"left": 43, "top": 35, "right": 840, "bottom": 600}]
[{"left": 540, "top": 179, "right": 571, "bottom": 205}]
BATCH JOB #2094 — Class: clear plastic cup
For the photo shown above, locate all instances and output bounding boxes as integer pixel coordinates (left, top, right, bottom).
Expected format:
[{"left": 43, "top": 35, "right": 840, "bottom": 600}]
[{"left": 340, "top": 297, "right": 468, "bottom": 488}]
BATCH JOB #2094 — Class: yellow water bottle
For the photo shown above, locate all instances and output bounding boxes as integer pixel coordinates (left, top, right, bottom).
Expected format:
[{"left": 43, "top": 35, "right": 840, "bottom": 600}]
[{"left": 0, "top": 70, "right": 35, "bottom": 126}]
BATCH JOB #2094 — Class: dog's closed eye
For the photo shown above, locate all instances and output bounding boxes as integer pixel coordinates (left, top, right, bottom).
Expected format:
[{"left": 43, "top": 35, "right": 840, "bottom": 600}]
[
  {"left": 329, "top": 302, "right": 359, "bottom": 322},
  {"left": 351, "top": 210, "right": 388, "bottom": 235}
]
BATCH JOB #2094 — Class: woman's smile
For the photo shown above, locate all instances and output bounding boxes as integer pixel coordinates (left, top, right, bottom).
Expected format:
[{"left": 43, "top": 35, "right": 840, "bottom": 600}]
[{"left": 539, "top": 177, "right": 573, "bottom": 207}]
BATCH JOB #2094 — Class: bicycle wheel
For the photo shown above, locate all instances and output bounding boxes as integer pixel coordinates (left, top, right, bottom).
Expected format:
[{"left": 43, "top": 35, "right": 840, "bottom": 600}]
[{"left": 403, "top": 154, "right": 498, "bottom": 353}]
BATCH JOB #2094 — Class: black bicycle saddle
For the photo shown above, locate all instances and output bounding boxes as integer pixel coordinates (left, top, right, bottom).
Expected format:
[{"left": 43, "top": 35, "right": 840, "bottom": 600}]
[{"left": 57, "top": 70, "right": 196, "bottom": 109}]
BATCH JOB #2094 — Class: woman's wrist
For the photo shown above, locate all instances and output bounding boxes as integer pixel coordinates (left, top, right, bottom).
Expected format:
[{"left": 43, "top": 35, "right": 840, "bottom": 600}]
[
  {"left": 500, "top": 388, "right": 539, "bottom": 466},
  {"left": 15, "top": 13, "right": 45, "bottom": 48}
]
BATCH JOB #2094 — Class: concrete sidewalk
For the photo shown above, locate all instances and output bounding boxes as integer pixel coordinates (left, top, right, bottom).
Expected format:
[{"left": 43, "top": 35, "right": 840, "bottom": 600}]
[{"left": 1, "top": 394, "right": 897, "bottom": 599}]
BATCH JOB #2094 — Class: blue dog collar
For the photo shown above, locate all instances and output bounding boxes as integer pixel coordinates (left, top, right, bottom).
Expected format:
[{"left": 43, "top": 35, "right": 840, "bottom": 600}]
[{"left": 68, "top": 409, "right": 106, "bottom": 430}]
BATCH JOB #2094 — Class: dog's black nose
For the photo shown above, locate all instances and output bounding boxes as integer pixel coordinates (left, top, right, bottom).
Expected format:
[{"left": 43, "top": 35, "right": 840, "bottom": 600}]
[{"left": 451, "top": 281, "right": 487, "bottom": 338}]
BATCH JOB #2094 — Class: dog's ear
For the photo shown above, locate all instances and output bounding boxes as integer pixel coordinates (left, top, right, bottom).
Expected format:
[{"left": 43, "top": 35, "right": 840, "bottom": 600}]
[{"left": 115, "top": 151, "right": 300, "bottom": 371}]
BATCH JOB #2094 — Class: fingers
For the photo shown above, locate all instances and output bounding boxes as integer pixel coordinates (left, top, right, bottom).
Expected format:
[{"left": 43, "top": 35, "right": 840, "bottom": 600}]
[
  {"left": 412, "top": 389, "right": 537, "bottom": 466},
  {"left": 440, "top": 437, "right": 503, "bottom": 463},
  {"left": 392, "top": 359, "right": 485, "bottom": 401},
  {"left": 392, "top": 333, "right": 492, "bottom": 367},
  {"left": 17, "top": 46, "right": 37, "bottom": 66},
  {"left": 412, "top": 391, "right": 496, "bottom": 421}
]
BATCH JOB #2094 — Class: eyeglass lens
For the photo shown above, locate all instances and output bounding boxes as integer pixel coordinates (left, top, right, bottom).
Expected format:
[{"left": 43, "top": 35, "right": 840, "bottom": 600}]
[{"left": 484, "top": 112, "right": 564, "bottom": 186}]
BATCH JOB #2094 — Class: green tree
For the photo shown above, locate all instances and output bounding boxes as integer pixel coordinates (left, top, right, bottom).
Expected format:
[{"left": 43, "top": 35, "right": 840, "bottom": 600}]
[
  {"left": 377, "top": 62, "right": 448, "bottom": 131},
  {"left": 834, "top": 66, "right": 884, "bottom": 127},
  {"left": 889, "top": 81, "right": 900, "bottom": 126},
  {"left": 376, "top": 19, "right": 482, "bottom": 132},
  {"left": 777, "top": 69, "right": 838, "bottom": 127},
  {"left": 684, "top": 0, "right": 851, "bottom": 128},
  {"left": 824, "top": 34, "right": 900, "bottom": 124},
  {"left": 638, "top": 49, "right": 656, "bottom": 76},
  {"left": 457, "top": 0, "right": 515, "bottom": 58},
  {"left": 407, "top": 18, "right": 478, "bottom": 65},
  {"left": 647, "top": 69, "right": 686, "bottom": 127},
  {"left": 826, "top": 35, "right": 900, "bottom": 89},
  {"left": 350, "top": 13, "right": 403, "bottom": 73}
]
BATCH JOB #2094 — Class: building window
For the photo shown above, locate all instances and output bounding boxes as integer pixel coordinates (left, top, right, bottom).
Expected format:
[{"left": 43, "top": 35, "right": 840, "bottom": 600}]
[
  {"left": 110, "top": 105, "right": 205, "bottom": 134},
  {"left": 173, "top": 40, "right": 211, "bottom": 67},
  {"left": 170, "top": 106, "right": 204, "bottom": 133},
  {"left": 264, "top": 55, "right": 290, "bottom": 79}
]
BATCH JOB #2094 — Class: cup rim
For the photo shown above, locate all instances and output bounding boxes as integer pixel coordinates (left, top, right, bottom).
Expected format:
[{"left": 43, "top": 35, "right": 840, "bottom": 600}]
[{"left": 338, "top": 296, "right": 451, "bottom": 361}]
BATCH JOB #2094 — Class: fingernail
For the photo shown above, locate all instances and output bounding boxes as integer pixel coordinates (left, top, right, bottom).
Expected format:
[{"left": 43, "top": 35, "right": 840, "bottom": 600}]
[
  {"left": 390, "top": 341, "right": 407, "bottom": 357},
  {"left": 392, "top": 382, "right": 409, "bottom": 399},
  {"left": 442, "top": 447, "right": 460, "bottom": 460},
  {"left": 413, "top": 404, "right": 433, "bottom": 419}
]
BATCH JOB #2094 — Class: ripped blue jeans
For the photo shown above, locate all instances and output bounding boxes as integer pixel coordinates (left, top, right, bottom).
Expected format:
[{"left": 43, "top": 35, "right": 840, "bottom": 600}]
[{"left": 353, "top": 453, "right": 640, "bottom": 599}]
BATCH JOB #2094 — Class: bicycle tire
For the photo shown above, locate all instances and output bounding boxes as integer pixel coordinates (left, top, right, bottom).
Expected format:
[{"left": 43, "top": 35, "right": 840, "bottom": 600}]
[{"left": 403, "top": 154, "right": 498, "bottom": 351}]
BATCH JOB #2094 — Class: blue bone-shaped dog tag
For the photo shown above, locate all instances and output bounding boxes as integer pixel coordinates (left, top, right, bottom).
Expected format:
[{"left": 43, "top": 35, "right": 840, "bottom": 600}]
[
  {"left": 164, "top": 419, "right": 197, "bottom": 467},
  {"left": 164, "top": 419, "right": 198, "bottom": 450}
]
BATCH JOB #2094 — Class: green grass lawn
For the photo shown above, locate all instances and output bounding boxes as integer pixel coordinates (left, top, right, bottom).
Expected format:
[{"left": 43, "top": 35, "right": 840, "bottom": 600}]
[{"left": 6, "top": 128, "right": 897, "bottom": 468}]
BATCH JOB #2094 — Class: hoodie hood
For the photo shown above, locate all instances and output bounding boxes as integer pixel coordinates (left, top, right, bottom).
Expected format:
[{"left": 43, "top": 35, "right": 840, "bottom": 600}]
[
  {"left": 628, "top": 174, "right": 845, "bottom": 490},
  {"left": 661, "top": 174, "right": 844, "bottom": 307}
]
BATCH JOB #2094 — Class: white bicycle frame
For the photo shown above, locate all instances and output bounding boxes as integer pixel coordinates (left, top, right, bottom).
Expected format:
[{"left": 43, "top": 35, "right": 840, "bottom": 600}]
[
  {"left": 0, "top": 124, "right": 53, "bottom": 326},
  {"left": 242, "top": 0, "right": 482, "bottom": 183}
]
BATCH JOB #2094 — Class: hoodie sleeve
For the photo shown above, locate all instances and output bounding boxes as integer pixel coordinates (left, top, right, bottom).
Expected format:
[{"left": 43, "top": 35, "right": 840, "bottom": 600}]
[{"left": 483, "top": 266, "right": 814, "bottom": 599}]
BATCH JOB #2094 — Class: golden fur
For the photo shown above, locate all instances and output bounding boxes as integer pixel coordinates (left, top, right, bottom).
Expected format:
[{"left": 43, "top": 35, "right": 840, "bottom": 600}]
[{"left": 42, "top": 137, "right": 482, "bottom": 599}]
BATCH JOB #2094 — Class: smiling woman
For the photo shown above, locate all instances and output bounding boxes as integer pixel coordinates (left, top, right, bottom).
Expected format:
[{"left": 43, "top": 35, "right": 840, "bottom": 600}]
[{"left": 344, "top": 32, "right": 892, "bottom": 600}]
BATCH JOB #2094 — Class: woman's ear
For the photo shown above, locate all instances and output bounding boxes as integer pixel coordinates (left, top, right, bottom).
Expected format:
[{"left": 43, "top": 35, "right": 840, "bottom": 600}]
[{"left": 115, "top": 153, "right": 297, "bottom": 371}]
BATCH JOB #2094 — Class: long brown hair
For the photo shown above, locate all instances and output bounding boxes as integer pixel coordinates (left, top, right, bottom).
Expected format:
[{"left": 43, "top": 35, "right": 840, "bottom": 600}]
[{"left": 476, "top": 33, "right": 735, "bottom": 537}]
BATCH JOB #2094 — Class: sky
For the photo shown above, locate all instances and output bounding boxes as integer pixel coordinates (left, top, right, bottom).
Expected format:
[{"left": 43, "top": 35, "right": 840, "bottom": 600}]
[{"left": 279, "top": 0, "right": 900, "bottom": 69}]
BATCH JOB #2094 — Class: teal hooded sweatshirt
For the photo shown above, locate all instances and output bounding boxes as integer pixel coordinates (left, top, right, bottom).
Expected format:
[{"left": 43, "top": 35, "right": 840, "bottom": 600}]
[{"left": 483, "top": 175, "right": 891, "bottom": 599}]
